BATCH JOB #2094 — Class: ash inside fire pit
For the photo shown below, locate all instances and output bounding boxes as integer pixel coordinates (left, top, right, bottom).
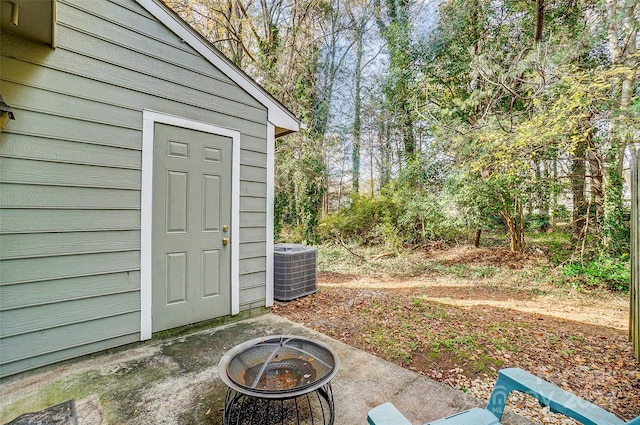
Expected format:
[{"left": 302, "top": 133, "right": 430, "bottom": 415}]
[{"left": 244, "top": 358, "right": 317, "bottom": 391}]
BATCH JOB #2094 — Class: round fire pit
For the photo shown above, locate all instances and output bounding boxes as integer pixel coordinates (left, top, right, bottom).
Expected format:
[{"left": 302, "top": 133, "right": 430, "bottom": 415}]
[{"left": 219, "top": 335, "right": 340, "bottom": 425}]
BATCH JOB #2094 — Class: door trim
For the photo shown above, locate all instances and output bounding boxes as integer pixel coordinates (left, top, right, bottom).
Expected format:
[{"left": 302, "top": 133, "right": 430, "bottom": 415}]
[{"left": 140, "top": 110, "right": 240, "bottom": 340}]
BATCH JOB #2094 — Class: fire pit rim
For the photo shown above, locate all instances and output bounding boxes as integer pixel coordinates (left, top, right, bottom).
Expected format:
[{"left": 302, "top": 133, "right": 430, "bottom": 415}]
[{"left": 218, "top": 334, "right": 340, "bottom": 399}]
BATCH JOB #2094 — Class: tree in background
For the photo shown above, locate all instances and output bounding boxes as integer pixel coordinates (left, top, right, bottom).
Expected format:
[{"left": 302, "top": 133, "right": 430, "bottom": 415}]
[
  {"left": 373, "top": 0, "right": 417, "bottom": 161},
  {"left": 167, "top": 0, "right": 638, "bottom": 256}
]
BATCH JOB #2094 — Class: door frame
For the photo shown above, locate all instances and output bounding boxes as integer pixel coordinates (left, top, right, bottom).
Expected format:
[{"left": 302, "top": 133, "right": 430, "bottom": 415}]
[{"left": 140, "top": 110, "right": 240, "bottom": 340}]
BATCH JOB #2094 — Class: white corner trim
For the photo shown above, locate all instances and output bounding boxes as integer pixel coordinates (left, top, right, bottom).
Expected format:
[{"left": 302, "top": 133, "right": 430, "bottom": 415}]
[
  {"left": 136, "top": 0, "right": 299, "bottom": 133},
  {"left": 265, "top": 122, "right": 275, "bottom": 307},
  {"left": 140, "top": 110, "right": 241, "bottom": 340}
]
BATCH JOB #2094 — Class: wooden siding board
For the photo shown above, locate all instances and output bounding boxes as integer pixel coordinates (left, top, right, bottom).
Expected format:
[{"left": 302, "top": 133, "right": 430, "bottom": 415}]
[
  {"left": 1, "top": 292, "right": 140, "bottom": 338},
  {"left": 240, "top": 165, "right": 267, "bottom": 183},
  {"left": 0, "top": 251, "right": 140, "bottom": 285},
  {"left": 55, "top": 27, "right": 267, "bottom": 124},
  {"left": 0, "top": 312, "right": 140, "bottom": 364},
  {"left": 239, "top": 285, "right": 266, "bottom": 307},
  {"left": 239, "top": 257, "right": 266, "bottom": 274},
  {"left": 1, "top": 231, "right": 141, "bottom": 260},
  {"left": 0, "top": 272, "right": 140, "bottom": 310},
  {"left": 239, "top": 242, "right": 267, "bottom": 258},
  {"left": 239, "top": 196, "right": 267, "bottom": 211},
  {"left": 239, "top": 227, "right": 267, "bottom": 243},
  {"left": 59, "top": 1, "right": 261, "bottom": 109},
  {"left": 63, "top": 0, "right": 229, "bottom": 82},
  {"left": 2, "top": 109, "right": 141, "bottom": 150},
  {"left": 0, "top": 209, "right": 140, "bottom": 234},
  {"left": 0, "top": 157, "right": 141, "bottom": 190},
  {"left": 0, "top": 133, "right": 141, "bottom": 170},
  {"left": 0, "top": 184, "right": 140, "bottom": 209},
  {"left": 240, "top": 150, "right": 268, "bottom": 167},
  {"left": 2, "top": 80, "right": 141, "bottom": 131},
  {"left": 239, "top": 211, "right": 267, "bottom": 227},
  {"left": 1, "top": 56, "right": 268, "bottom": 139},
  {"left": 1, "top": 37, "right": 267, "bottom": 129},
  {"left": 240, "top": 181, "right": 267, "bottom": 198},
  {"left": 240, "top": 300, "right": 268, "bottom": 312},
  {"left": 0, "top": 333, "right": 140, "bottom": 378},
  {"left": 241, "top": 135, "right": 268, "bottom": 154},
  {"left": 239, "top": 271, "right": 267, "bottom": 286}
]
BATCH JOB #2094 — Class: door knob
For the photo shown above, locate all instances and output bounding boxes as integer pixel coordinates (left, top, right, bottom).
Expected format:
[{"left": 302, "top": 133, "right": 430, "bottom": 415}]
[{"left": 222, "top": 237, "right": 230, "bottom": 246}]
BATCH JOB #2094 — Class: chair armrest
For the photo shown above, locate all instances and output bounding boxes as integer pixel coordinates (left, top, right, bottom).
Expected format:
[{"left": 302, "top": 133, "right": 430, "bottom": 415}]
[
  {"left": 367, "top": 402, "right": 413, "bottom": 425},
  {"left": 486, "top": 368, "right": 625, "bottom": 425}
]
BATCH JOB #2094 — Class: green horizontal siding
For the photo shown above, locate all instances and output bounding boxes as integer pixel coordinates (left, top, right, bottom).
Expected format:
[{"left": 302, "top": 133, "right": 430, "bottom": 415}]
[
  {"left": 240, "top": 165, "right": 268, "bottom": 182},
  {"left": 1, "top": 184, "right": 140, "bottom": 209},
  {"left": 240, "top": 181, "right": 268, "bottom": 198},
  {"left": 1, "top": 231, "right": 140, "bottom": 260},
  {"left": 240, "top": 242, "right": 268, "bottom": 258},
  {"left": 3, "top": 109, "right": 141, "bottom": 150},
  {"left": 239, "top": 286, "right": 267, "bottom": 311},
  {"left": 239, "top": 212, "right": 267, "bottom": 227},
  {"left": 0, "top": 272, "right": 140, "bottom": 310},
  {"left": 0, "top": 0, "right": 271, "bottom": 378},
  {"left": 239, "top": 227, "right": 267, "bottom": 244},
  {"left": 239, "top": 196, "right": 267, "bottom": 211},
  {"left": 239, "top": 271, "right": 267, "bottom": 287},
  {"left": 240, "top": 150, "right": 268, "bottom": 167},
  {"left": 0, "top": 316, "right": 140, "bottom": 377},
  {"left": 242, "top": 135, "right": 269, "bottom": 154},
  {"left": 0, "top": 133, "right": 141, "bottom": 170},
  {"left": 239, "top": 257, "right": 266, "bottom": 275},
  {"left": 2, "top": 80, "right": 141, "bottom": 130},
  {"left": 0, "top": 251, "right": 141, "bottom": 286},
  {"left": 1, "top": 209, "right": 139, "bottom": 233},
  {"left": 1, "top": 292, "right": 140, "bottom": 337},
  {"left": 0, "top": 157, "right": 141, "bottom": 189}
]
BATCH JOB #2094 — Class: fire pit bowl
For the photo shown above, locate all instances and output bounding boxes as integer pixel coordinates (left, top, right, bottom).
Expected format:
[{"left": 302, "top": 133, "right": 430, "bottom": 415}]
[{"left": 219, "top": 335, "right": 339, "bottom": 399}]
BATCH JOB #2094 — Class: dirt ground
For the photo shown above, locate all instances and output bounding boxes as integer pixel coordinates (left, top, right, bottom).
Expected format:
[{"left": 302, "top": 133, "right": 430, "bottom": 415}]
[{"left": 273, "top": 246, "right": 639, "bottom": 423}]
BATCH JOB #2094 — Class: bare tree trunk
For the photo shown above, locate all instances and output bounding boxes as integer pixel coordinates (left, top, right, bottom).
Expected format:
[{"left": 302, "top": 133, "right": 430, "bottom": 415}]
[
  {"left": 586, "top": 136, "right": 604, "bottom": 221},
  {"left": 534, "top": 0, "right": 544, "bottom": 42},
  {"left": 352, "top": 19, "right": 364, "bottom": 194},
  {"left": 473, "top": 228, "right": 482, "bottom": 248},
  {"left": 500, "top": 199, "right": 525, "bottom": 252},
  {"left": 572, "top": 143, "right": 587, "bottom": 239}
]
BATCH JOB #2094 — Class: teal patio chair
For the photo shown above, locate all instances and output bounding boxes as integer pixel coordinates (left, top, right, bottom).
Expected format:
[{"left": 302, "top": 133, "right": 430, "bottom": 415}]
[{"left": 367, "top": 367, "right": 640, "bottom": 425}]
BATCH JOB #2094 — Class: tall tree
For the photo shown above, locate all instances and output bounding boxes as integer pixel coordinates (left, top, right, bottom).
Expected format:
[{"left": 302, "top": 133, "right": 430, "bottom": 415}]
[
  {"left": 346, "top": 0, "right": 375, "bottom": 193},
  {"left": 600, "top": 0, "right": 638, "bottom": 255},
  {"left": 374, "top": 0, "right": 416, "bottom": 161}
]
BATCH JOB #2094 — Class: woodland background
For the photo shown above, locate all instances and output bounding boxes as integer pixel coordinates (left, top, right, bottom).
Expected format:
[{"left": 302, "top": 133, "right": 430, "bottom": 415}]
[{"left": 167, "top": 0, "right": 639, "bottom": 287}]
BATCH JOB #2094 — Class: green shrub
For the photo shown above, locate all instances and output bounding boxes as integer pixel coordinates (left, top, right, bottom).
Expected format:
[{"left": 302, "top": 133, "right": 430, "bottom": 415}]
[
  {"left": 562, "top": 255, "right": 630, "bottom": 292},
  {"left": 318, "top": 194, "right": 398, "bottom": 244},
  {"left": 319, "top": 188, "right": 464, "bottom": 247},
  {"left": 551, "top": 205, "right": 571, "bottom": 222},
  {"left": 396, "top": 194, "right": 461, "bottom": 245},
  {"left": 526, "top": 214, "right": 550, "bottom": 232}
]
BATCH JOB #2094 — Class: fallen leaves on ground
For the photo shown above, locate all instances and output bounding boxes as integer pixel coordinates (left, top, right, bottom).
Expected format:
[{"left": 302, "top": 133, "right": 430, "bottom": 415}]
[{"left": 272, "top": 285, "right": 639, "bottom": 422}]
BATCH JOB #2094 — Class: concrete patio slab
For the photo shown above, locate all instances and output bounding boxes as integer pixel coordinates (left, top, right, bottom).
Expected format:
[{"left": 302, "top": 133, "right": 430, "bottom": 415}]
[{"left": 0, "top": 313, "right": 532, "bottom": 425}]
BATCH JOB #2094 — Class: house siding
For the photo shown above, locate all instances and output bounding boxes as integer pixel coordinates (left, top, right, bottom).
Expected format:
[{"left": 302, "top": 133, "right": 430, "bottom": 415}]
[{"left": 0, "top": 0, "right": 270, "bottom": 377}]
